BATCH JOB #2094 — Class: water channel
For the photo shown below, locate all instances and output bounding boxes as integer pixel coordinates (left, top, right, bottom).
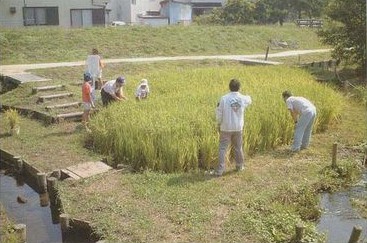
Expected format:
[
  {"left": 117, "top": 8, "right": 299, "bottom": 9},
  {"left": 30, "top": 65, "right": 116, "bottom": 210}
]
[
  {"left": 317, "top": 171, "right": 367, "bottom": 242},
  {"left": 1, "top": 161, "right": 366, "bottom": 243},
  {"left": 0, "top": 163, "right": 95, "bottom": 243}
]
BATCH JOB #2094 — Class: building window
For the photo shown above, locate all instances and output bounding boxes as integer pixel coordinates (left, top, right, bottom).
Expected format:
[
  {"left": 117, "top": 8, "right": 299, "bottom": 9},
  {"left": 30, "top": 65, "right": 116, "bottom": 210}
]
[
  {"left": 23, "top": 7, "right": 59, "bottom": 26},
  {"left": 71, "top": 9, "right": 105, "bottom": 27}
]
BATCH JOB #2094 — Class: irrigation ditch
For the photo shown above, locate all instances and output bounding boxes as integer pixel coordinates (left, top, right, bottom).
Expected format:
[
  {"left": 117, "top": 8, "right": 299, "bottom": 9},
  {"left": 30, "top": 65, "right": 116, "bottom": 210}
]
[{"left": 0, "top": 148, "right": 102, "bottom": 243}]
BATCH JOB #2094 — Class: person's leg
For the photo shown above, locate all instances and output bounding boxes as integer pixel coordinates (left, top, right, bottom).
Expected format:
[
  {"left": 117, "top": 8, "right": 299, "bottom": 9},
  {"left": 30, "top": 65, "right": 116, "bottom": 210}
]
[
  {"left": 301, "top": 111, "right": 316, "bottom": 149},
  {"left": 101, "top": 89, "right": 110, "bottom": 106},
  {"left": 292, "top": 115, "right": 308, "bottom": 151},
  {"left": 217, "top": 131, "right": 231, "bottom": 175},
  {"left": 232, "top": 131, "right": 244, "bottom": 170},
  {"left": 82, "top": 102, "right": 91, "bottom": 126}
]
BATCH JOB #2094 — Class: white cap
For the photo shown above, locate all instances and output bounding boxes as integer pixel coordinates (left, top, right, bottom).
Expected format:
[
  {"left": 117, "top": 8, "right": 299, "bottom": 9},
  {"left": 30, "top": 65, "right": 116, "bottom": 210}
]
[{"left": 141, "top": 79, "right": 148, "bottom": 85}]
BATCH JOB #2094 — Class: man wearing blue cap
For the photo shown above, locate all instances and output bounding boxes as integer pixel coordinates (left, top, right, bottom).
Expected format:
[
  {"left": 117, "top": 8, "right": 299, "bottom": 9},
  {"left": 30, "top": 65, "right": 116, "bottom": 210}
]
[{"left": 101, "top": 76, "right": 128, "bottom": 106}]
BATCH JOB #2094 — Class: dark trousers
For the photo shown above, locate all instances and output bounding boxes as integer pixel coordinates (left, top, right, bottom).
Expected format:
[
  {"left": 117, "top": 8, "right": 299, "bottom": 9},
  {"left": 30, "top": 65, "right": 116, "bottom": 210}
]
[{"left": 101, "top": 89, "right": 115, "bottom": 106}]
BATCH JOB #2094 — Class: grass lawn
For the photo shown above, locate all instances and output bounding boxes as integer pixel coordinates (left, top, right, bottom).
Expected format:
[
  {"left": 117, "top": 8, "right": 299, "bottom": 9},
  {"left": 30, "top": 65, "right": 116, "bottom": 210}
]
[{"left": 0, "top": 203, "right": 21, "bottom": 243}]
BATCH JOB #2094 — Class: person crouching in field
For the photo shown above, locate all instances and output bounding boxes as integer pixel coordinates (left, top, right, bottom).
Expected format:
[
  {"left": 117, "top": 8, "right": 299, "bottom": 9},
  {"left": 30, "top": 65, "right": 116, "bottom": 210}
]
[
  {"left": 82, "top": 72, "right": 95, "bottom": 130},
  {"left": 282, "top": 90, "right": 317, "bottom": 152},
  {"left": 101, "top": 76, "right": 127, "bottom": 106},
  {"left": 215, "top": 79, "right": 252, "bottom": 176},
  {"left": 135, "top": 79, "right": 150, "bottom": 101}
]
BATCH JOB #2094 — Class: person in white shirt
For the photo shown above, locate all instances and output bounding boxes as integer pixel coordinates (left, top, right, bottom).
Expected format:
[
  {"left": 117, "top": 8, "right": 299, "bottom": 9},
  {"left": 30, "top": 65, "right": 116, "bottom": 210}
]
[
  {"left": 101, "top": 76, "right": 127, "bottom": 106},
  {"left": 215, "top": 79, "right": 252, "bottom": 176},
  {"left": 282, "top": 90, "right": 317, "bottom": 152},
  {"left": 86, "top": 48, "right": 105, "bottom": 90},
  {"left": 135, "top": 79, "right": 150, "bottom": 101}
]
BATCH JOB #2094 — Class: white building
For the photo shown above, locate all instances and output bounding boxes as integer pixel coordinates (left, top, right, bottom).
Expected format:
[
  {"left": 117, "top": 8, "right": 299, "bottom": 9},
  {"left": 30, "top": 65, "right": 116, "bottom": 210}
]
[
  {"left": 0, "top": 0, "right": 224, "bottom": 27},
  {"left": 0, "top": 0, "right": 162, "bottom": 27}
]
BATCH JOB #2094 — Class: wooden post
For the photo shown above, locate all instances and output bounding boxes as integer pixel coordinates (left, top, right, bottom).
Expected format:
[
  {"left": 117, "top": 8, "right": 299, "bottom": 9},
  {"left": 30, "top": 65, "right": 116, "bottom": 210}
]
[
  {"left": 265, "top": 46, "right": 270, "bottom": 61},
  {"left": 37, "top": 172, "right": 47, "bottom": 193},
  {"left": 60, "top": 213, "right": 70, "bottom": 232},
  {"left": 14, "top": 224, "right": 26, "bottom": 242},
  {"left": 47, "top": 177, "right": 58, "bottom": 205},
  {"left": 51, "top": 169, "right": 61, "bottom": 180},
  {"left": 295, "top": 223, "right": 305, "bottom": 242},
  {"left": 332, "top": 142, "right": 338, "bottom": 168},
  {"left": 348, "top": 226, "right": 362, "bottom": 243},
  {"left": 39, "top": 192, "right": 49, "bottom": 207},
  {"left": 13, "top": 156, "right": 23, "bottom": 173}
]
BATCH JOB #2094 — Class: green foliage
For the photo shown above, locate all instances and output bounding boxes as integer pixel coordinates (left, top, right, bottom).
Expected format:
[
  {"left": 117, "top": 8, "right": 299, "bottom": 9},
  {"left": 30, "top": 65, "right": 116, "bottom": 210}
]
[
  {"left": 194, "top": 0, "right": 325, "bottom": 25},
  {"left": 88, "top": 66, "right": 344, "bottom": 172},
  {"left": 4, "top": 108, "right": 20, "bottom": 129},
  {"left": 315, "top": 160, "right": 363, "bottom": 192},
  {"left": 0, "top": 204, "right": 22, "bottom": 243},
  {"left": 318, "top": 0, "right": 366, "bottom": 70}
]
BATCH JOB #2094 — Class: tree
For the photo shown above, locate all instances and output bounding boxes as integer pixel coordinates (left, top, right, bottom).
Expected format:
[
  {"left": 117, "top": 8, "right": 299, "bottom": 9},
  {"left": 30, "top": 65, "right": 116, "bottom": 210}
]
[{"left": 318, "top": 0, "right": 366, "bottom": 74}]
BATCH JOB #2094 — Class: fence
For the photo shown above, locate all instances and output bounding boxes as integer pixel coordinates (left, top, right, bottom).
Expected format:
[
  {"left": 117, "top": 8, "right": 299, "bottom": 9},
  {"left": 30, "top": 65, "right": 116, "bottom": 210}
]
[{"left": 296, "top": 19, "right": 323, "bottom": 28}]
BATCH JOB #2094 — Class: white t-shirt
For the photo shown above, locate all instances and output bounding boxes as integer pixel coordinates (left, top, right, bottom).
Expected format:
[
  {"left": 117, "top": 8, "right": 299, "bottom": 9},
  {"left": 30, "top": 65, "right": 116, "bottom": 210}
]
[
  {"left": 286, "top": 96, "right": 316, "bottom": 114},
  {"left": 135, "top": 84, "right": 150, "bottom": 98},
  {"left": 216, "top": 92, "right": 252, "bottom": 132},
  {"left": 86, "top": 55, "right": 102, "bottom": 78},
  {"left": 102, "top": 80, "right": 120, "bottom": 96}
]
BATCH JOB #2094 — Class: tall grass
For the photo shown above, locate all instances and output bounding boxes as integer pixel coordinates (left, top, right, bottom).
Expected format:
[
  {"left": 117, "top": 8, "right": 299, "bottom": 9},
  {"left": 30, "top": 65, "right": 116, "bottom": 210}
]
[{"left": 89, "top": 65, "right": 343, "bottom": 172}]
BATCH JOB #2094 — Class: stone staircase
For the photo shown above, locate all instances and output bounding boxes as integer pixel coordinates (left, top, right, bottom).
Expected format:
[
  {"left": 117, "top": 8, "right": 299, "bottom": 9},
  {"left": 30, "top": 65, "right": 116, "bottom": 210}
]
[
  {"left": 5, "top": 73, "right": 84, "bottom": 122},
  {"left": 34, "top": 84, "right": 83, "bottom": 122}
]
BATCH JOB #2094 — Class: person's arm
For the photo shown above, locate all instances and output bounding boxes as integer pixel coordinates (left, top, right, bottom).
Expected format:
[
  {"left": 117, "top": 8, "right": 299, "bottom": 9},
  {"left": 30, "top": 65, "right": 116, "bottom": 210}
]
[
  {"left": 99, "top": 58, "right": 105, "bottom": 69},
  {"left": 216, "top": 99, "right": 223, "bottom": 131},
  {"left": 87, "top": 86, "right": 95, "bottom": 108},
  {"left": 289, "top": 109, "right": 298, "bottom": 123}
]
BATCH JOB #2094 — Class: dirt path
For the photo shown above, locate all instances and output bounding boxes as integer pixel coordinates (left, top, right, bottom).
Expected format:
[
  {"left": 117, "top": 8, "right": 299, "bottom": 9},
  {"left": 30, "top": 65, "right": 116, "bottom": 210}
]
[{"left": 0, "top": 49, "right": 330, "bottom": 75}]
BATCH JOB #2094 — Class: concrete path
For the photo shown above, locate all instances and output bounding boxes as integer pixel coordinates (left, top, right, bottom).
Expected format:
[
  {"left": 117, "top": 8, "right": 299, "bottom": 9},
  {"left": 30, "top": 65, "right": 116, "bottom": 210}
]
[{"left": 0, "top": 49, "right": 330, "bottom": 75}]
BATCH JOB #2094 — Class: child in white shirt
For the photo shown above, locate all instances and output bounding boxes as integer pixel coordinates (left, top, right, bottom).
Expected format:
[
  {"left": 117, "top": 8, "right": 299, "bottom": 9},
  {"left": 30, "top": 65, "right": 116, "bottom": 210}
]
[{"left": 135, "top": 79, "right": 150, "bottom": 101}]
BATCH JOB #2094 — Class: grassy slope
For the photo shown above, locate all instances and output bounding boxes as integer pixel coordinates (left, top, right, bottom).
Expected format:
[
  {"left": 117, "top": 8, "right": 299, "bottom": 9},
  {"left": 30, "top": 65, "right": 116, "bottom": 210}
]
[{"left": 0, "top": 24, "right": 326, "bottom": 64}]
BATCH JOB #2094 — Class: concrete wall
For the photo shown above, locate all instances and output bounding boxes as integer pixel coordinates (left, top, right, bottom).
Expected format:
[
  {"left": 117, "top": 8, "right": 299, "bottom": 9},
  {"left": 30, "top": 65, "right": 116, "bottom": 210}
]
[
  {"left": 168, "top": 2, "right": 192, "bottom": 25},
  {"left": 130, "top": 0, "right": 161, "bottom": 24}
]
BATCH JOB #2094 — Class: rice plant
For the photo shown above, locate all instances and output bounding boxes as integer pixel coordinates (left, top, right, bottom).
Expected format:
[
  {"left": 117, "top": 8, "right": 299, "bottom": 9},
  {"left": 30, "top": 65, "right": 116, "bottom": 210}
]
[{"left": 88, "top": 66, "right": 344, "bottom": 172}]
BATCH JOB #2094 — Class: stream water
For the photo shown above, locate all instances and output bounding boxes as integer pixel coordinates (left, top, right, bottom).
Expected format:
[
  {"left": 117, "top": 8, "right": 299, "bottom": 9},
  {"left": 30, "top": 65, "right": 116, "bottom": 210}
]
[
  {"left": 0, "top": 164, "right": 95, "bottom": 243},
  {"left": 0, "top": 170, "right": 63, "bottom": 243},
  {"left": 317, "top": 171, "right": 367, "bottom": 243}
]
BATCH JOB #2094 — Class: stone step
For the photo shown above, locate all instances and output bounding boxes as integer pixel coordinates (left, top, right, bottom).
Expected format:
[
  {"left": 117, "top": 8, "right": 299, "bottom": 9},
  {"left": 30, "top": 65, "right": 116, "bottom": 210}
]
[
  {"left": 61, "top": 161, "right": 112, "bottom": 180},
  {"left": 32, "top": 84, "right": 65, "bottom": 94},
  {"left": 56, "top": 111, "right": 83, "bottom": 121},
  {"left": 45, "top": 102, "right": 81, "bottom": 110},
  {"left": 37, "top": 92, "right": 73, "bottom": 103}
]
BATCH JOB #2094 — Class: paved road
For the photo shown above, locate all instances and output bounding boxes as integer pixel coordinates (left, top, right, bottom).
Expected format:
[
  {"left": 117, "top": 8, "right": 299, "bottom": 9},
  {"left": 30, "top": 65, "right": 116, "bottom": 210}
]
[{"left": 0, "top": 49, "right": 330, "bottom": 75}]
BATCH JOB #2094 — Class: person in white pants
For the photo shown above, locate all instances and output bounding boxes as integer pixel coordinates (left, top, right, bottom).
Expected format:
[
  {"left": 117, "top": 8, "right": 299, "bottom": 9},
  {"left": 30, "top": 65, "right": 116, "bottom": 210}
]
[
  {"left": 215, "top": 79, "right": 252, "bottom": 176},
  {"left": 282, "top": 91, "right": 317, "bottom": 152}
]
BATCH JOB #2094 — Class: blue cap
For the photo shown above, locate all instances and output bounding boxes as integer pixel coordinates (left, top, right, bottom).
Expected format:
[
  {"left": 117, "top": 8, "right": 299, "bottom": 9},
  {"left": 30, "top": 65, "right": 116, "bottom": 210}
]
[
  {"left": 116, "top": 76, "right": 125, "bottom": 84},
  {"left": 84, "top": 72, "right": 92, "bottom": 81}
]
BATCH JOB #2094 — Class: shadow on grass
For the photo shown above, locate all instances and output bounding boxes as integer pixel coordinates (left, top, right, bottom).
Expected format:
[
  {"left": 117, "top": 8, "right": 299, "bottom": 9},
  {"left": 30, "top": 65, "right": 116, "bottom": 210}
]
[
  {"left": 167, "top": 171, "right": 217, "bottom": 186},
  {"left": 0, "top": 132, "right": 11, "bottom": 138},
  {"left": 272, "top": 148, "right": 297, "bottom": 159}
]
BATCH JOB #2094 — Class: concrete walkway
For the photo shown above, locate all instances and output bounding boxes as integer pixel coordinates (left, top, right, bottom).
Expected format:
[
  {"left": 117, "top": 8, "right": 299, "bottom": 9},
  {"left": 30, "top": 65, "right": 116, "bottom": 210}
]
[{"left": 0, "top": 49, "right": 330, "bottom": 75}]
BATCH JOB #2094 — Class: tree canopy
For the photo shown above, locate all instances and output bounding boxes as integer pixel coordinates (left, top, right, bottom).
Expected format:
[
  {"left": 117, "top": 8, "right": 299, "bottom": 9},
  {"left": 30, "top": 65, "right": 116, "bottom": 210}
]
[{"left": 318, "top": 0, "right": 366, "bottom": 72}]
